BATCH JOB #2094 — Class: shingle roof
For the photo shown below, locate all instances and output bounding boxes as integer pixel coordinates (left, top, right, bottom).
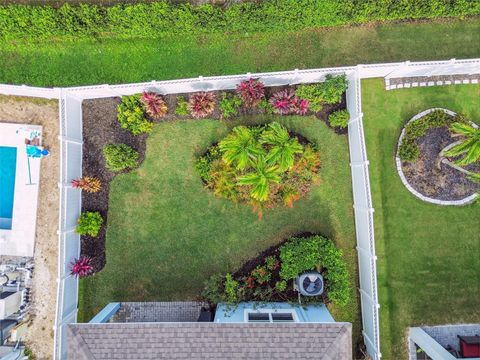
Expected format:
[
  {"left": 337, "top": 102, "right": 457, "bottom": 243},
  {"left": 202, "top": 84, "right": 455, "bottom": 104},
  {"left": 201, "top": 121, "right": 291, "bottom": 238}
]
[{"left": 67, "top": 322, "right": 352, "bottom": 360}]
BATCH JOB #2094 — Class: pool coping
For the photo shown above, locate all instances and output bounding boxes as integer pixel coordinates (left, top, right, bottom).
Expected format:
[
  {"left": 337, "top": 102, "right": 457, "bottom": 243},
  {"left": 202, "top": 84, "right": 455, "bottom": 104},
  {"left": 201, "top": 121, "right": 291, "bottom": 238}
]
[{"left": 0, "top": 122, "right": 42, "bottom": 257}]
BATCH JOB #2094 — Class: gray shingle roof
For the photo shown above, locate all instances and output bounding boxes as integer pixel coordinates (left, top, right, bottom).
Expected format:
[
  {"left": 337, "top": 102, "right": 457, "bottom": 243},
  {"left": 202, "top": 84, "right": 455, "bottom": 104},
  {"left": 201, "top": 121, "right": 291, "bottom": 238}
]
[{"left": 67, "top": 322, "right": 351, "bottom": 360}]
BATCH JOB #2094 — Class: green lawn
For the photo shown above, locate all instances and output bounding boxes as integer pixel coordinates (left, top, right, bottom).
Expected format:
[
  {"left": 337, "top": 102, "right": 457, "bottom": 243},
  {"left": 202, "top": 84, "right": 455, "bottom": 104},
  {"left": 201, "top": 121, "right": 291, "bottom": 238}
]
[
  {"left": 79, "top": 115, "right": 360, "bottom": 339},
  {"left": 361, "top": 79, "right": 480, "bottom": 359},
  {"left": 0, "top": 18, "right": 478, "bottom": 86}
]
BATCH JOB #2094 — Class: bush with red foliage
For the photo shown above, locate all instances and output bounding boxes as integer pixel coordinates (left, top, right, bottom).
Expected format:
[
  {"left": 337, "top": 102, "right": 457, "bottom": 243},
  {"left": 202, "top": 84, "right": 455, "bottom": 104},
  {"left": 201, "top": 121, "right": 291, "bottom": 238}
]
[
  {"left": 140, "top": 92, "right": 168, "bottom": 119},
  {"left": 236, "top": 79, "right": 265, "bottom": 108},
  {"left": 70, "top": 256, "right": 93, "bottom": 278},
  {"left": 71, "top": 176, "right": 102, "bottom": 193},
  {"left": 269, "top": 89, "right": 309, "bottom": 115},
  {"left": 188, "top": 92, "right": 216, "bottom": 118}
]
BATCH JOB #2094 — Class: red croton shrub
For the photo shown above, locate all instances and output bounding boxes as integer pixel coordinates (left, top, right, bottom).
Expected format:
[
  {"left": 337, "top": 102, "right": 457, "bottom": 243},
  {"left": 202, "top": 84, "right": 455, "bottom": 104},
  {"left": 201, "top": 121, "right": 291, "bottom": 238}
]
[
  {"left": 236, "top": 79, "right": 265, "bottom": 107},
  {"left": 269, "top": 89, "right": 309, "bottom": 115},
  {"left": 70, "top": 256, "right": 94, "bottom": 278},
  {"left": 140, "top": 92, "right": 168, "bottom": 119},
  {"left": 188, "top": 92, "right": 216, "bottom": 118},
  {"left": 71, "top": 176, "right": 102, "bottom": 193}
]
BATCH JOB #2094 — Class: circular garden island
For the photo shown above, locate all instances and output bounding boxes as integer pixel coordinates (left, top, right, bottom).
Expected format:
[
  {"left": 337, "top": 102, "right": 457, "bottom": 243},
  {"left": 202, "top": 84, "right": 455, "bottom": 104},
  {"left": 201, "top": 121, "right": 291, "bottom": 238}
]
[{"left": 397, "top": 109, "right": 479, "bottom": 203}]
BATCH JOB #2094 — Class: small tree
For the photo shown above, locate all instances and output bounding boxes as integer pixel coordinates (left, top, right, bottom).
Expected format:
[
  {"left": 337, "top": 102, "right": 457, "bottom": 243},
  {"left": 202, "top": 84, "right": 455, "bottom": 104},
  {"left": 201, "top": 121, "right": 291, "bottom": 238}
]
[
  {"left": 444, "top": 122, "right": 480, "bottom": 166},
  {"left": 76, "top": 211, "right": 103, "bottom": 237},
  {"left": 218, "top": 126, "right": 265, "bottom": 170},
  {"left": 237, "top": 157, "right": 281, "bottom": 202},
  {"left": 70, "top": 256, "right": 93, "bottom": 278}
]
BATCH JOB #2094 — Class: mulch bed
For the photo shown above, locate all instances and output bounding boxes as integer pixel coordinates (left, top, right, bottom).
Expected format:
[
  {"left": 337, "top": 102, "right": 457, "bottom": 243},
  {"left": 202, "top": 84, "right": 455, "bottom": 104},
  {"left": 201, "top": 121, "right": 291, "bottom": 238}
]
[
  {"left": 81, "top": 97, "right": 148, "bottom": 271},
  {"left": 80, "top": 86, "right": 347, "bottom": 272},
  {"left": 232, "top": 232, "right": 329, "bottom": 304},
  {"left": 401, "top": 126, "right": 479, "bottom": 201}
]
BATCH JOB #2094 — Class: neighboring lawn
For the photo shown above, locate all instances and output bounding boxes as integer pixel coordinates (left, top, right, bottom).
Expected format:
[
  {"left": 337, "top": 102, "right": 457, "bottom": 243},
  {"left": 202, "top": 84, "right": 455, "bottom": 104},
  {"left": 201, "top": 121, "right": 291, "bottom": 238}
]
[
  {"left": 78, "top": 115, "right": 360, "bottom": 340},
  {"left": 362, "top": 79, "right": 480, "bottom": 359},
  {"left": 0, "top": 18, "right": 478, "bottom": 86}
]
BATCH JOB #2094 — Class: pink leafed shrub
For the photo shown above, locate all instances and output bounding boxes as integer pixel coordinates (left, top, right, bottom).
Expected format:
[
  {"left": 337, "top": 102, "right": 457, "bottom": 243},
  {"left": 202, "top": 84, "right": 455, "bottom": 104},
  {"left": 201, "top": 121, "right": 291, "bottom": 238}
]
[
  {"left": 188, "top": 92, "right": 216, "bottom": 119},
  {"left": 140, "top": 92, "right": 168, "bottom": 119},
  {"left": 70, "top": 256, "right": 94, "bottom": 278},
  {"left": 236, "top": 79, "right": 265, "bottom": 107},
  {"left": 291, "top": 98, "right": 310, "bottom": 115},
  {"left": 269, "top": 89, "right": 309, "bottom": 115}
]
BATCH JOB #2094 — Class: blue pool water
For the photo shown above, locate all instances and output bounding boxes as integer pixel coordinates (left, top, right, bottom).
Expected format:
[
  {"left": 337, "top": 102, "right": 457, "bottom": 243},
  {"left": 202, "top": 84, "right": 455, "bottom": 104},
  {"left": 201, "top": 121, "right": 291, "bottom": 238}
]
[{"left": 0, "top": 146, "right": 17, "bottom": 230}]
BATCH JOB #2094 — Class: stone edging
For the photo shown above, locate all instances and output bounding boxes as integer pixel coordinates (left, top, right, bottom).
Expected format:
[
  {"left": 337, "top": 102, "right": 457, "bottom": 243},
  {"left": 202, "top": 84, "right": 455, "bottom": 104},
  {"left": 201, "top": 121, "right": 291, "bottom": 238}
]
[
  {"left": 385, "top": 76, "right": 479, "bottom": 90},
  {"left": 396, "top": 108, "right": 478, "bottom": 206}
]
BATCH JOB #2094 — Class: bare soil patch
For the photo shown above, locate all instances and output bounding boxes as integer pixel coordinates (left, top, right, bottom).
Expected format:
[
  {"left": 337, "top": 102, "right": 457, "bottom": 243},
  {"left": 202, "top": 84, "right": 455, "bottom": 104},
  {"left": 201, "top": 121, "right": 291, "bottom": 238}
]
[
  {"left": 0, "top": 95, "right": 59, "bottom": 360},
  {"left": 401, "top": 126, "right": 479, "bottom": 200}
]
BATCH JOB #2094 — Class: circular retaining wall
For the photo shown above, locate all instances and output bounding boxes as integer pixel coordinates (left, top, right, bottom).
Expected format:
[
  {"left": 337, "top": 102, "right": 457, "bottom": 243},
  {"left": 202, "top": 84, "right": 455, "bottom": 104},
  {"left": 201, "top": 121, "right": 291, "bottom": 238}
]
[{"left": 396, "top": 108, "right": 478, "bottom": 206}]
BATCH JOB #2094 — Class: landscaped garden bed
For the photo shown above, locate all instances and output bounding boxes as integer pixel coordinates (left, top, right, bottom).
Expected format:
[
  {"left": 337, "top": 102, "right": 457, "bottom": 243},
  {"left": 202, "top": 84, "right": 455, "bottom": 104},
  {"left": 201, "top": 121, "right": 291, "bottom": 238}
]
[
  {"left": 397, "top": 109, "right": 479, "bottom": 202},
  {"left": 77, "top": 75, "right": 350, "bottom": 272}
]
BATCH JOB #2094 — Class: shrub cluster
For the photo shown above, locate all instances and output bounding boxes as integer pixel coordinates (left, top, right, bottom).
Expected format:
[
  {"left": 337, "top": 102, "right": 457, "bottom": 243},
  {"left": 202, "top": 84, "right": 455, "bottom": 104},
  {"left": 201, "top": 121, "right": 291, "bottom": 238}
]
[
  {"left": 117, "top": 95, "right": 154, "bottom": 135},
  {"left": 103, "top": 143, "right": 139, "bottom": 172},
  {"left": 196, "top": 122, "right": 321, "bottom": 215},
  {"left": 295, "top": 74, "right": 348, "bottom": 112},
  {"left": 76, "top": 211, "right": 103, "bottom": 237},
  {"left": 399, "top": 109, "right": 464, "bottom": 162},
  {"left": 329, "top": 110, "right": 350, "bottom": 129},
  {"left": 1, "top": 1, "right": 478, "bottom": 42},
  {"left": 219, "top": 92, "right": 242, "bottom": 119},
  {"left": 202, "top": 235, "right": 350, "bottom": 306}
]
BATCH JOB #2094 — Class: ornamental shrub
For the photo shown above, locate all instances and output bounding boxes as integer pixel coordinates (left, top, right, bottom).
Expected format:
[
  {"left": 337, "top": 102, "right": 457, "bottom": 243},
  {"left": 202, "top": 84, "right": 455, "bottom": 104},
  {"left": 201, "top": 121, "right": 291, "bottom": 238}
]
[
  {"left": 219, "top": 92, "right": 242, "bottom": 119},
  {"left": 329, "top": 110, "right": 350, "bottom": 128},
  {"left": 175, "top": 96, "right": 189, "bottom": 116},
  {"left": 295, "top": 84, "right": 324, "bottom": 112},
  {"left": 269, "top": 89, "right": 308, "bottom": 115},
  {"left": 236, "top": 79, "right": 265, "bottom": 108},
  {"left": 188, "top": 92, "right": 216, "bottom": 118},
  {"left": 320, "top": 74, "right": 348, "bottom": 104},
  {"left": 140, "top": 92, "right": 168, "bottom": 120},
  {"left": 224, "top": 273, "right": 239, "bottom": 303},
  {"left": 279, "top": 235, "right": 350, "bottom": 306},
  {"left": 71, "top": 176, "right": 101, "bottom": 193},
  {"left": 103, "top": 143, "right": 139, "bottom": 172},
  {"left": 76, "top": 211, "right": 103, "bottom": 237},
  {"left": 398, "top": 140, "right": 420, "bottom": 162},
  {"left": 117, "top": 95, "right": 153, "bottom": 135},
  {"left": 70, "top": 256, "right": 94, "bottom": 278}
]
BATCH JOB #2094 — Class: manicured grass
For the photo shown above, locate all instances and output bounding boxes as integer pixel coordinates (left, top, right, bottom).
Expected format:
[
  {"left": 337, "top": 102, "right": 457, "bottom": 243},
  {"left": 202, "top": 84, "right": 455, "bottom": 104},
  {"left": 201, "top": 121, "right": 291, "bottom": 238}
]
[
  {"left": 78, "top": 115, "right": 360, "bottom": 339},
  {"left": 361, "top": 79, "right": 480, "bottom": 359},
  {"left": 0, "top": 18, "right": 478, "bottom": 87}
]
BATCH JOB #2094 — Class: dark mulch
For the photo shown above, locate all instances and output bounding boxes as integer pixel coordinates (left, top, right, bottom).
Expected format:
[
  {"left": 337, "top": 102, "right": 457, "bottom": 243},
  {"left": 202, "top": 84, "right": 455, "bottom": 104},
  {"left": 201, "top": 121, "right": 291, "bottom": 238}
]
[
  {"left": 232, "top": 232, "right": 329, "bottom": 303},
  {"left": 401, "top": 127, "right": 479, "bottom": 201},
  {"left": 81, "top": 97, "right": 148, "bottom": 271},
  {"left": 80, "top": 87, "right": 347, "bottom": 272}
]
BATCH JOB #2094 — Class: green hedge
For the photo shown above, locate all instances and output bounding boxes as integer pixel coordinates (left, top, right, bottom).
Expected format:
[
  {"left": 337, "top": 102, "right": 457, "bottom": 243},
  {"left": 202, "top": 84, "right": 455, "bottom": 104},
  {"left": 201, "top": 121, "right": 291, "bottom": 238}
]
[{"left": 0, "top": 0, "right": 478, "bottom": 41}]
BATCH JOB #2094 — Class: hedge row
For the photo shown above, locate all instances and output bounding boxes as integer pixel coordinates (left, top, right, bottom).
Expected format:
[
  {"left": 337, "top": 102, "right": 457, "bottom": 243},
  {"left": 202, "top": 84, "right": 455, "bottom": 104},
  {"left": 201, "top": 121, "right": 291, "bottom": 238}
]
[{"left": 0, "top": 0, "right": 478, "bottom": 41}]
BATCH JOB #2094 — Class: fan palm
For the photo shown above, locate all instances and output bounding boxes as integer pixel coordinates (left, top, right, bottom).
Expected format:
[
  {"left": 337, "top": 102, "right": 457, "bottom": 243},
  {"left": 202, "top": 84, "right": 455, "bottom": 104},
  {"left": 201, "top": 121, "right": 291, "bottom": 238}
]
[
  {"left": 444, "top": 122, "right": 480, "bottom": 166},
  {"left": 219, "top": 126, "right": 265, "bottom": 170},
  {"left": 261, "top": 122, "right": 303, "bottom": 171},
  {"left": 237, "top": 157, "right": 281, "bottom": 202}
]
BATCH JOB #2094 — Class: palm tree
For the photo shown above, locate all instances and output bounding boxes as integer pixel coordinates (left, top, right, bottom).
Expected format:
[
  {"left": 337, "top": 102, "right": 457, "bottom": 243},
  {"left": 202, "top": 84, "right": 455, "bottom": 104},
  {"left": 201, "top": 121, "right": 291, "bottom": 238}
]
[
  {"left": 444, "top": 122, "right": 480, "bottom": 166},
  {"left": 219, "top": 126, "right": 265, "bottom": 170},
  {"left": 261, "top": 122, "right": 303, "bottom": 171},
  {"left": 237, "top": 157, "right": 281, "bottom": 202}
]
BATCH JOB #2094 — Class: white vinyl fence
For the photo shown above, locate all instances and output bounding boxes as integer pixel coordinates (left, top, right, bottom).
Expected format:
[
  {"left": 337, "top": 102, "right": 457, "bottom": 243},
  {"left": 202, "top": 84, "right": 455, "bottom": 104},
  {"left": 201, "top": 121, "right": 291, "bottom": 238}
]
[{"left": 0, "top": 58, "right": 478, "bottom": 360}]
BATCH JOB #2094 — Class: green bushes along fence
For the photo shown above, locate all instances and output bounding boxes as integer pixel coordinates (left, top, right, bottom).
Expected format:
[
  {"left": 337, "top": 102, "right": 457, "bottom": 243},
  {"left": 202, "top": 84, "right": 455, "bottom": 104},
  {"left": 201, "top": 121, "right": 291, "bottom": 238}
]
[{"left": 0, "top": 0, "right": 478, "bottom": 41}]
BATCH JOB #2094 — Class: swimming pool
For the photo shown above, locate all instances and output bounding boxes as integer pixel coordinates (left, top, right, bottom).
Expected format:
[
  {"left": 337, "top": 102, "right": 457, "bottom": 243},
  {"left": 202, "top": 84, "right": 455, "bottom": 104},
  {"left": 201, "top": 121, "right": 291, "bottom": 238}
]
[{"left": 0, "top": 146, "right": 17, "bottom": 230}]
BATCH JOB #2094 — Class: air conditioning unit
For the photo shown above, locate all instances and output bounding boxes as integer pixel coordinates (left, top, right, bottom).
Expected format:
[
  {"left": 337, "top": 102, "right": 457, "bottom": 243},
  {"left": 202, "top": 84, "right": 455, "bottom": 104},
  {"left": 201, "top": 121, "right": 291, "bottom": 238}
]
[{"left": 296, "top": 271, "right": 324, "bottom": 296}]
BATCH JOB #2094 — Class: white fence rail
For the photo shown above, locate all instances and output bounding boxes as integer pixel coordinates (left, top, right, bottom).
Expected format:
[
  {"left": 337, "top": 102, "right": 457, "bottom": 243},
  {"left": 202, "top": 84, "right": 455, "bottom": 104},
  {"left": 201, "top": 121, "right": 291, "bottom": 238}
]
[{"left": 0, "top": 58, "right": 479, "bottom": 360}]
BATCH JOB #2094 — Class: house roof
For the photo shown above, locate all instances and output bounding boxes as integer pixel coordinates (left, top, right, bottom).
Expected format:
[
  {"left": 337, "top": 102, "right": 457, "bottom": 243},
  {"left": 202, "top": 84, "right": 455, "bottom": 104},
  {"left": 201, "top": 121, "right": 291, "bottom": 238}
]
[{"left": 67, "top": 322, "right": 352, "bottom": 360}]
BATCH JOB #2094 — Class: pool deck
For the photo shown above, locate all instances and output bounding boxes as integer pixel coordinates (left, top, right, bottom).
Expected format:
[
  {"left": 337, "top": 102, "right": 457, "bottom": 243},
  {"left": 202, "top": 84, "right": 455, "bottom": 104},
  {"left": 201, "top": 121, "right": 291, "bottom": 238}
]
[{"left": 0, "top": 122, "right": 42, "bottom": 257}]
